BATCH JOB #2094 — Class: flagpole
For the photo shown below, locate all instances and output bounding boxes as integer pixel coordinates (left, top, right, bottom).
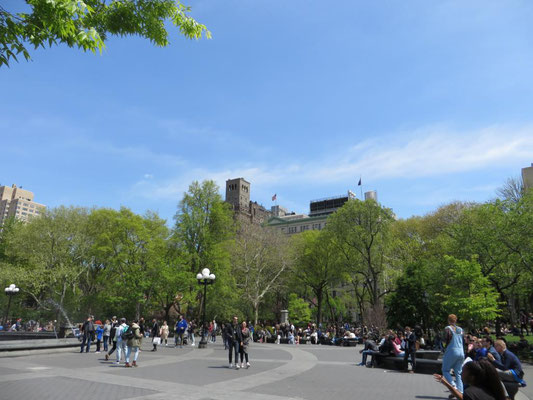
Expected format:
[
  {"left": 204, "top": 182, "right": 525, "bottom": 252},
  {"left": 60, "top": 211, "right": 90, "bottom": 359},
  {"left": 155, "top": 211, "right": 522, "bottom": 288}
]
[{"left": 359, "top": 176, "right": 363, "bottom": 200}]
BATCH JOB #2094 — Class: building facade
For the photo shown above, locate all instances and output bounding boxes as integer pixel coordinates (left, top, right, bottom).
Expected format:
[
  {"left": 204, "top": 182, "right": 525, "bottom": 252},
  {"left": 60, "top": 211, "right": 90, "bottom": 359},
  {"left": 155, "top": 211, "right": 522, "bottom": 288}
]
[
  {"left": 522, "top": 163, "right": 533, "bottom": 190},
  {"left": 225, "top": 178, "right": 271, "bottom": 225},
  {"left": 268, "top": 191, "right": 361, "bottom": 235},
  {"left": 0, "top": 184, "right": 45, "bottom": 225}
]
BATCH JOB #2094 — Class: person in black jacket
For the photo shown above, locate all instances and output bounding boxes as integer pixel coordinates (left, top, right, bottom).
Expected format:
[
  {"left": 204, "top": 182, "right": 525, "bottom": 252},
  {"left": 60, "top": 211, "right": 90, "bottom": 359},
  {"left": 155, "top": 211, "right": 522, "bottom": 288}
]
[
  {"left": 404, "top": 326, "right": 417, "bottom": 373},
  {"left": 151, "top": 319, "right": 160, "bottom": 351},
  {"left": 225, "top": 316, "right": 243, "bottom": 369},
  {"left": 80, "top": 316, "right": 94, "bottom": 353}
]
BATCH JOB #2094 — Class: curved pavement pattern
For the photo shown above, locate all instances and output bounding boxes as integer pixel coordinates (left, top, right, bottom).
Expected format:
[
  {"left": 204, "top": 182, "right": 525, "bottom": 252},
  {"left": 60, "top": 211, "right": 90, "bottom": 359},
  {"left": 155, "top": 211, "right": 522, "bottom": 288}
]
[{"left": 0, "top": 341, "right": 530, "bottom": 400}]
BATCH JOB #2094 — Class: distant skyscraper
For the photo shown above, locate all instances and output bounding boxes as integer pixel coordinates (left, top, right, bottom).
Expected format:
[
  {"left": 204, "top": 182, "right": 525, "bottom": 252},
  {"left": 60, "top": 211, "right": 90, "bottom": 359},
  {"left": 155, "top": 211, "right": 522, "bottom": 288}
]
[{"left": 0, "top": 184, "right": 45, "bottom": 225}]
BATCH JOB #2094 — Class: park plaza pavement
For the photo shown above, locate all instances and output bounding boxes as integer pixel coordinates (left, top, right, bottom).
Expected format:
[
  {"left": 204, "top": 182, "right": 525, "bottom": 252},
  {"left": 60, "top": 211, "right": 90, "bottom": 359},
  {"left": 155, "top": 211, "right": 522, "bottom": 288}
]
[{"left": 0, "top": 341, "right": 531, "bottom": 400}]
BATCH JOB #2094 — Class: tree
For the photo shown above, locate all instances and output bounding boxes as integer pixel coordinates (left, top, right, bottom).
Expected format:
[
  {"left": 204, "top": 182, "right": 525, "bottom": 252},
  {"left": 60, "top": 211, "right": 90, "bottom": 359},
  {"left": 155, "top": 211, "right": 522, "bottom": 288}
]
[
  {"left": 173, "top": 180, "right": 236, "bottom": 322},
  {"left": 291, "top": 230, "right": 342, "bottom": 325},
  {"left": 436, "top": 256, "right": 501, "bottom": 329},
  {"left": 2, "top": 206, "right": 93, "bottom": 323},
  {"left": 385, "top": 261, "right": 441, "bottom": 333},
  {"left": 231, "top": 223, "right": 292, "bottom": 325},
  {"left": 287, "top": 293, "right": 311, "bottom": 325},
  {"left": 0, "top": 0, "right": 210, "bottom": 67},
  {"left": 496, "top": 176, "right": 524, "bottom": 203},
  {"left": 88, "top": 207, "right": 170, "bottom": 319},
  {"left": 326, "top": 199, "right": 395, "bottom": 308}
]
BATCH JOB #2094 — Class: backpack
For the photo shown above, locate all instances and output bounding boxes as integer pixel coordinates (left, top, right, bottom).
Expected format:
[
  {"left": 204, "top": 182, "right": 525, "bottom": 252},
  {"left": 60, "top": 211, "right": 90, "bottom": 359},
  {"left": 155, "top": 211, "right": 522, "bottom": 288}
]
[{"left": 121, "top": 325, "right": 134, "bottom": 340}]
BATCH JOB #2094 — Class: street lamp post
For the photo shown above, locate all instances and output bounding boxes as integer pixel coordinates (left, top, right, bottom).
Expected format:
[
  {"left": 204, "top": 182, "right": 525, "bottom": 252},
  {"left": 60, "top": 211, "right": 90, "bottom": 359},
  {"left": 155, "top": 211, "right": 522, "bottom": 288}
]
[
  {"left": 196, "top": 268, "right": 215, "bottom": 349},
  {"left": 4, "top": 284, "right": 20, "bottom": 328}
]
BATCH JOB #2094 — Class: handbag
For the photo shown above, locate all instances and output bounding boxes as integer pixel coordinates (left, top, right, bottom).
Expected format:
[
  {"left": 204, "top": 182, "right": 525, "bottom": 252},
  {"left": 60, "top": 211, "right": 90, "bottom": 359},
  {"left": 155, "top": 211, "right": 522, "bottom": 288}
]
[{"left": 153, "top": 337, "right": 161, "bottom": 345}]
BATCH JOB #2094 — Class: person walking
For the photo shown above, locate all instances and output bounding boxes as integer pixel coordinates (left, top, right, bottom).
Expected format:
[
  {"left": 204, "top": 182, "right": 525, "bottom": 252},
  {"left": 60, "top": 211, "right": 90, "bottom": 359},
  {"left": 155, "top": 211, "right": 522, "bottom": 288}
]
[
  {"left": 105, "top": 318, "right": 119, "bottom": 361},
  {"left": 115, "top": 318, "right": 128, "bottom": 365},
  {"left": 125, "top": 319, "right": 142, "bottom": 367},
  {"left": 103, "top": 319, "right": 112, "bottom": 353},
  {"left": 225, "top": 316, "right": 243, "bottom": 369},
  {"left": 239, "top": 321, "right": 251, "bottom": 368},
  {"left": 160, "top": 321, "right": 169, "bottom": 346},
  {"left": 151, "top": 318, "right": 160, "bottom": 352},
  {"left": 188, "top": 320, "right": 196, "bottom": 346},
  {"left": 211, "top": 320, "right": 217, "bottom": 343},
  {"left": 442, "top": 314, "right": 465, "bottom": 398}
]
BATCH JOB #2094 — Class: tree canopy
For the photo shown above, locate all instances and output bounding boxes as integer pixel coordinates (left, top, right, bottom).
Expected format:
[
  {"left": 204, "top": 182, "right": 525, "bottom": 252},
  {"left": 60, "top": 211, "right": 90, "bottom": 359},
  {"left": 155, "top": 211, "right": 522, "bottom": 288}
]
[{"left": 0, "top": 0, "right": 210, "bottom": 67}]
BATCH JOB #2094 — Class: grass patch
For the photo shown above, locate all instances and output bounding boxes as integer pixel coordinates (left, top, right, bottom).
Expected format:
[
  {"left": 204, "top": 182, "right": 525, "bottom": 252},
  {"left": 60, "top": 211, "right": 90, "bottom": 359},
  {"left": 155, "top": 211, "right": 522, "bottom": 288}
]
[{"left": 503, "top": 335, "right": 533, "bottom": 345}]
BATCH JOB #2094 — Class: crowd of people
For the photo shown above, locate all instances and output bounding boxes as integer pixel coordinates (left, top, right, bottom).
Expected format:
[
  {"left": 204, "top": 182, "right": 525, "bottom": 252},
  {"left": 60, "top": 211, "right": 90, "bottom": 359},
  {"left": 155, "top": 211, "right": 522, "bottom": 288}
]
[
  {"left": 4, "top": 310, "right": 530, "bottom": 399},
  {"left": 75, "top": 314, "right": 254, "bottom": 370},
  {"left": 353, "top": 314, "right": 528, "bottom": 400}
]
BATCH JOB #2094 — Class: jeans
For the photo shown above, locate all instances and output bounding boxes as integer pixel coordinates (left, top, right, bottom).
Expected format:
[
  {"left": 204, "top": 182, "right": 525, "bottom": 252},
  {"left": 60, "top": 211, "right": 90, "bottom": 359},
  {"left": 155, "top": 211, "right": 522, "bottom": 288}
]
[
  {"left": 228, "top": 340, "right": 240, "bottom": 364},
  {"left": 80, "top": 334, "right": 92, "bottom": 353},
  {"left": 116, "top": 340, "right": 126, "bottom": 362},
  {"left": 103, "top": 336, "right": 109, "bottom": 352},
  {"left": 125, "top": 346, "right": 139, "bottom": 363},
  {"left": 443, "top": 351, "right": 464, "bottom": 393},
  {"left": 190, "top": 332, "right": 195, "bottom": 345},
  {"left": 361, "top": 350, "right": 376, "bottom": 365}
]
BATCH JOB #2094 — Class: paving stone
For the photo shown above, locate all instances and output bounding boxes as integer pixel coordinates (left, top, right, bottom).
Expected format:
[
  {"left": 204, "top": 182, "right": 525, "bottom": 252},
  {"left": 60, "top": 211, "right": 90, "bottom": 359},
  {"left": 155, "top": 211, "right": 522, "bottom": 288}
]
[
  {"left": 0, "top": 376, "right": 157, "bottom": 400},
  {"left": 0, "top": 342, "right": 530, "bottom": 400}
]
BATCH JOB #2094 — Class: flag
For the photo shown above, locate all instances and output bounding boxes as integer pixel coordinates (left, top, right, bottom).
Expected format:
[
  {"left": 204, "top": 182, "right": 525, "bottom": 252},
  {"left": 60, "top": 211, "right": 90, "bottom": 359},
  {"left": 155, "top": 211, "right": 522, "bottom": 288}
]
[
  {"left": 272, "top": 194, "right": 277, "bottom": 201},
  {"left": 357, "top": 177, "right": 362, "bottom": 186}
]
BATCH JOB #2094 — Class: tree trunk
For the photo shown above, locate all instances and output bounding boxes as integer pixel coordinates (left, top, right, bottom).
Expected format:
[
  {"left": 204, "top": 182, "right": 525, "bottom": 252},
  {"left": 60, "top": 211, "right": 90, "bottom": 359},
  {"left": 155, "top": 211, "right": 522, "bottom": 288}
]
[{"left": 316, "top": 290, "right": 323, "bottom": 326}]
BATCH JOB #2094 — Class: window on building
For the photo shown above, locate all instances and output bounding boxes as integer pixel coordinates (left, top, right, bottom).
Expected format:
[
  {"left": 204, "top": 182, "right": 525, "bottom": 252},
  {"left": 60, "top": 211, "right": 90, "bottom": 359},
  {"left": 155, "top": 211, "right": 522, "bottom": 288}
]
[{"left": 22, "top": 207, "right": 28, "bottom": 211}]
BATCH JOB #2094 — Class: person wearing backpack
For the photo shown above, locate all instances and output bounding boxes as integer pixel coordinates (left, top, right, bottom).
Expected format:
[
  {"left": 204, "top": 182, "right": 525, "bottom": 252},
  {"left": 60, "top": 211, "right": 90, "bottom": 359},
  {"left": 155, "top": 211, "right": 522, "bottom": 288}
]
[
  {"left": 125, "top": 319, "right": 143, "bottom": 367},
  {"left": 115, "top": 318, "right": 128, "bottom": 365}
]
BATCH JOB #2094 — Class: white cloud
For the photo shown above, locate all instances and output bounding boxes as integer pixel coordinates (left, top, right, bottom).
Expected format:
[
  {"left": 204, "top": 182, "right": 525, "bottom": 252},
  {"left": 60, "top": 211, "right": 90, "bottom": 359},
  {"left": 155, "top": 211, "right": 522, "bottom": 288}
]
[
  {"left": 310, "top": 124, "right": 533, "bottom": 182},
  {"left": 130, "top": 124, "right": 533, "bottom": 201}
]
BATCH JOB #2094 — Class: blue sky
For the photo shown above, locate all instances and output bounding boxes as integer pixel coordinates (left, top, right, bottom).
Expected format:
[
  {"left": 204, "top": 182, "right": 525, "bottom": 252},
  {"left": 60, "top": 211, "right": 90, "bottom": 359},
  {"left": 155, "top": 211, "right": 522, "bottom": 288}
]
[{"left": 2, "top": 0, "right": 533, "bottom": 223}]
